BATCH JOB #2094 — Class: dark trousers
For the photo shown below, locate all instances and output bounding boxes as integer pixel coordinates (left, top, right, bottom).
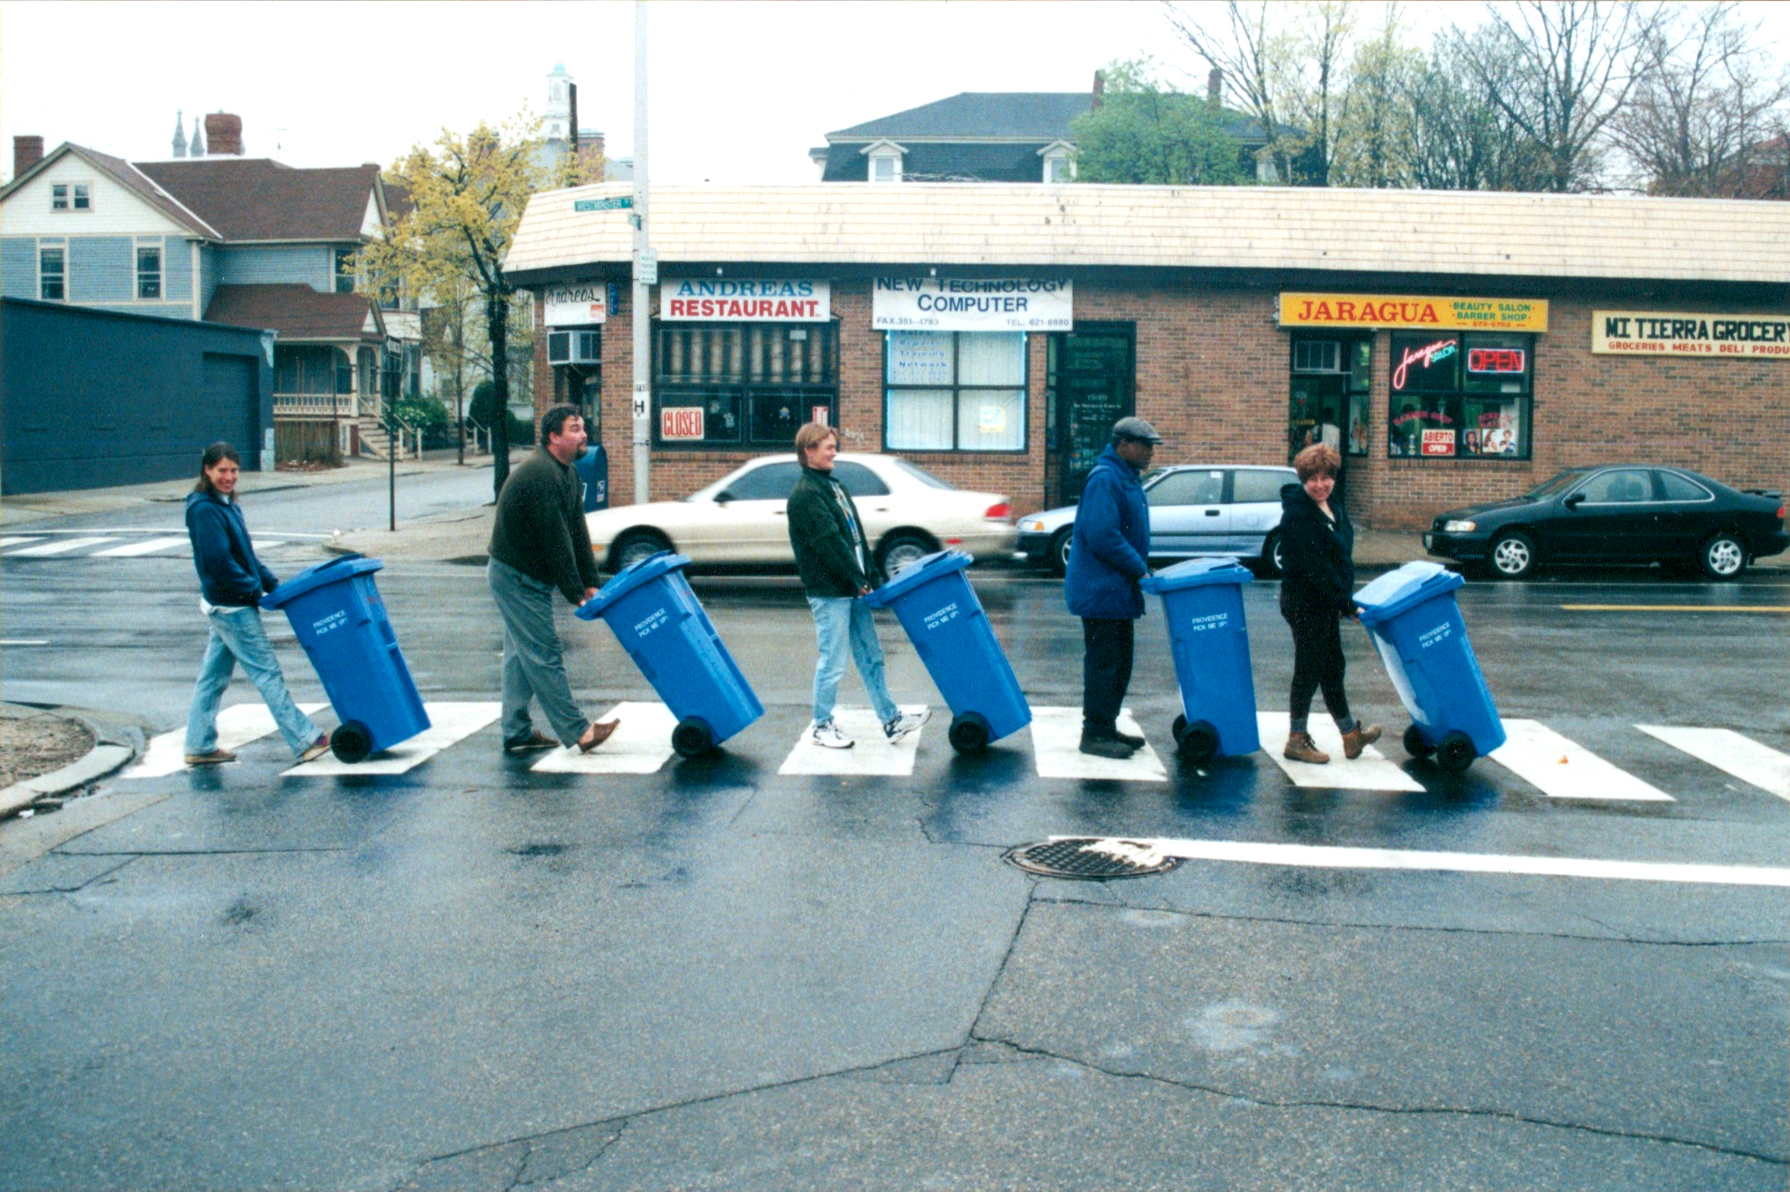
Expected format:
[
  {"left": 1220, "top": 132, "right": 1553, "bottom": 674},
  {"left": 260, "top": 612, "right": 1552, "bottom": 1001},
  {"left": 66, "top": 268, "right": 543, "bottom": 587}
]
[
  {"left": 1283, "top": 602, "right": 1351, "bottom": 726},
  {"left": 1081, "top": 617, "right": 1135, "bottom": 738}
]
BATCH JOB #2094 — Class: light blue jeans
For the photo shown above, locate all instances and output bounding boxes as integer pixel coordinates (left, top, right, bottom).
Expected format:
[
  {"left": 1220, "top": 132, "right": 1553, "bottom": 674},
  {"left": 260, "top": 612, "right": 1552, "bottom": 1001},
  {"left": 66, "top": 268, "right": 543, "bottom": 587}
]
[
  {"left": 808, "top": 595, "right": 898, "bottom": 727},
  {"left": 185, "top": 605, "right": 321, "bottom": 757}
]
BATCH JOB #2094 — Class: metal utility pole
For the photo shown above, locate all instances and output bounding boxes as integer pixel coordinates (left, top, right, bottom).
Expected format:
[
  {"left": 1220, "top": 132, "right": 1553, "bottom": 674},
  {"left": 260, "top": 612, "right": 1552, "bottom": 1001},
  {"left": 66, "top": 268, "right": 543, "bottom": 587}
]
[{"left": 630, "top": 0, "right": 654, "bottom": 505}]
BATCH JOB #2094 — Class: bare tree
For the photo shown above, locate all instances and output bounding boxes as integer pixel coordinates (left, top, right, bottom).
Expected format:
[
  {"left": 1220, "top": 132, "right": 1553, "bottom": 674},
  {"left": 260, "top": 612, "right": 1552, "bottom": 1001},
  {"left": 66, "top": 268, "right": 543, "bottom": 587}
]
[
  {"left": 1454, "top": 1, "right": 1665, "bottom": 192},
  {"left": 1164, "top": 1, "right": 1305, "bottom": 182},
  {"left": 1607, "top": 2, "right": 1790, "bottom": 196},
  {"left": 1331, "top": 6, "right": 1424, "bottom": 188}
]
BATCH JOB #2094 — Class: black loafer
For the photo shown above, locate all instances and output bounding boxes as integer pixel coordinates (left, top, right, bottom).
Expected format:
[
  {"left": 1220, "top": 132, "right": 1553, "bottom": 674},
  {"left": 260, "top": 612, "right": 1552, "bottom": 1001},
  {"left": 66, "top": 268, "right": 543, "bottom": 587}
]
[
  {"left": 1079, "top": 737, "right": 1136, "bottom": 759},
  {"left": 504, "top": 730, "right": 560, "bottom": 754}
]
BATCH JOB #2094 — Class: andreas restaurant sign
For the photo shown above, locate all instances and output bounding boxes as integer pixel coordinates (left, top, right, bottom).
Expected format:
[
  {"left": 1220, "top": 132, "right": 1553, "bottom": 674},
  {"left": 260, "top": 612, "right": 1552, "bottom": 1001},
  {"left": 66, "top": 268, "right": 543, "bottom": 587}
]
[
  {"left": 661, "top": 278, "right": 830, "bottom": 321},
  {"left": 1279, "top": 293, "right": 1548, "bottom": 333},
  {"left": 1593, "top": 310, "right": 1790, "bottom": 358}
]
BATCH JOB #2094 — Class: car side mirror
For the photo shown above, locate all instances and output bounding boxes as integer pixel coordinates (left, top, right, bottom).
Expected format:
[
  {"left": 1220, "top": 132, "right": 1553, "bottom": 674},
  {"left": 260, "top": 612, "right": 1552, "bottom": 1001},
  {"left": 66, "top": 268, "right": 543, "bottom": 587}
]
[
  {"left": 1563, "top": 492, "right": 1585, "bottom": 509},
  {"left": 714, "top": 490, "right": 734, "bottom": 505}
]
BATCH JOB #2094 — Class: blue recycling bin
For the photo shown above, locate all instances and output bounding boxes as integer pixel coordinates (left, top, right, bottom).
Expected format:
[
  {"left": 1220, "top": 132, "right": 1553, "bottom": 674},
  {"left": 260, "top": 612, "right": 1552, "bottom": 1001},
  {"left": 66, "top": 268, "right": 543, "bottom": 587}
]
[
  {"left": 1354, "top": 560, "right": 1505, "bottom": 774},
  {"left": 864, "top": 550, "right": 1030, "bottom": 752},
  {"left": 576, "top": 551, "right": 762, "bottom": 757},
  {"left": 1140, "top": 558, "right": 1260, "bottom": 761},
  {"left": 261, "top": 554, "right": 430, "bottom": 763}
]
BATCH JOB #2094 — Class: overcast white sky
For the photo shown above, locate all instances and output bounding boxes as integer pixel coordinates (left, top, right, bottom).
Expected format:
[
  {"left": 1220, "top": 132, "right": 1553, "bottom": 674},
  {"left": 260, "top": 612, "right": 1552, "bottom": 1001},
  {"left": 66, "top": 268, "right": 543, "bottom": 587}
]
[{"left": 3, "top": 1, "right": 1786, "bottom": 186}]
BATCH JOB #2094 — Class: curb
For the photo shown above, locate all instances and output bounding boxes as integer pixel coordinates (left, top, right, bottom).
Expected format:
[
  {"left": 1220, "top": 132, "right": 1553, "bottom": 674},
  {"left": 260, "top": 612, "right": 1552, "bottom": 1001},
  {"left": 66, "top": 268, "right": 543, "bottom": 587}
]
[{"left": 0, "top": 706, "right": 145, "bottom": 819}]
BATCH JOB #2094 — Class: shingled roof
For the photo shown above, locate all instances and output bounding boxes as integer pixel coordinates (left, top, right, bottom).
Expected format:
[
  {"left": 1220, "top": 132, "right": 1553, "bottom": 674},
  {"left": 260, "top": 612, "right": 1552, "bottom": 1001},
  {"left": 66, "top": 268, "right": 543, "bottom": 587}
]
[
  {"left": 136, "top": 159, "right": 381, "bottom": 242},
  {"left": 827, "top": 93, "right": 1096, "bottom": 141},
  {"left": 204, "top": 284, "right": 386, "bottom": 342}
]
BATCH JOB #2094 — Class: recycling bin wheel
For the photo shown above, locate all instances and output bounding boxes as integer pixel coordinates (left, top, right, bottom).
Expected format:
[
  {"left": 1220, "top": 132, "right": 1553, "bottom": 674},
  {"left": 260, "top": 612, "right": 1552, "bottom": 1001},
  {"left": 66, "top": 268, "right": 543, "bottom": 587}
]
[
  {"left": 948, "top": 712, "right": 991, "bottom": 754},
  {"left": 1171, "top": 714, "right": 1220, "bottom": 762},
  {"left": 671, "top": 716, "right": 716, "bottom": 759},
  {"left": 331, "top": 720, "right": 373, "bottom": 764},
  {"left": 1436, "top": 731, "right": 1477, "bottom": 774},
  {"left": 1403, "top": 724, "right": 1435, "bottom": 760}
]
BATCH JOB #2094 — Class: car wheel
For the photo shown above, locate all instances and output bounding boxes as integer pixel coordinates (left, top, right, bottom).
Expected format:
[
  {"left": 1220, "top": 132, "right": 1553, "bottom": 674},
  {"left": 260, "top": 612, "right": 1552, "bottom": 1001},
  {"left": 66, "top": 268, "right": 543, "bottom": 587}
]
[
  {"left": 1488, "top": 531, "right": 1536, "bottom": 580},
  {"left": 877, "top": 532, "right": 934, "bottom": 581},
  {"left": 1699, "top": 533, "right": 1747, "bottom": 581},
  {"left": 610, "top": 530, "right": 671, "bottom": 574},
  {"left": 1048, "top": 528, "right": 1073, "bottom": 577},
  {"left": 1260, "top": 531, "right": 1284, "bottom": 578}
]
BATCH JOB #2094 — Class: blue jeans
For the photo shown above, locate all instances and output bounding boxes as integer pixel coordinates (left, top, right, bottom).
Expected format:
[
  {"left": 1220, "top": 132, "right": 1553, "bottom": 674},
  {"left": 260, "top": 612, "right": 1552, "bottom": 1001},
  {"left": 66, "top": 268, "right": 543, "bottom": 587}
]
[
  {"left": 185, "top": 605, "right": 322, "bottom": 757},
  {"left": 808, "top": 595, "right": 898, "bottom": 727}
]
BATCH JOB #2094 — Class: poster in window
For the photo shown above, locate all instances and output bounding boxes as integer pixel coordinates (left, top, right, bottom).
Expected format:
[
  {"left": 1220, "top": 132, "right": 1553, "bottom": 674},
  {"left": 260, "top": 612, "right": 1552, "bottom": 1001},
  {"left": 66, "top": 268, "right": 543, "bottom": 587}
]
[
  {"left": 661, "top": 406, "right": 705, "bottom": 440},
  {"left": 1347, "top": 393, "right": 1369, "bottom": 455},
  {"left": 1421, "top": 429, "right": 1456, "bottom": 457},
  {"left": 886, "top": 331, "right": 954, "bottom": 386}
]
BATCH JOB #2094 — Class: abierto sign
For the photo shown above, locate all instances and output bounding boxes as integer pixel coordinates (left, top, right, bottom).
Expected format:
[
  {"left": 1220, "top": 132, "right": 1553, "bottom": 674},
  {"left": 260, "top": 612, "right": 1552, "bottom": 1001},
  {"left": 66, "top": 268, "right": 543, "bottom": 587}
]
[
  {"left": 874, "top": 277, "right": 1072, "bottom": 332},
  {"left": 662, "top": 279, "right": 829, "bottom": 321},
  {"left": 544, "top": 284, "right": 608, "bottom": 327},
  {"left": 1280, "top": 293, "right": 1548, "bottom": 333},
  {"left": 1593, "top": 311, "right": 1790, "bottom": 359}
]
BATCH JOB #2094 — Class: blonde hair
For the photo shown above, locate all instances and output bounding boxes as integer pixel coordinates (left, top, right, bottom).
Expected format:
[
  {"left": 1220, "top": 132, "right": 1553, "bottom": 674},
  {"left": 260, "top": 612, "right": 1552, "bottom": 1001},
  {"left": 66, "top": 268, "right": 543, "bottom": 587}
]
[
  {"left": 1294, "top": 442, "right": 1341, "bottom": 481},
  {"left": 794, "top": 422, "right": 837, "bottom": 462}
]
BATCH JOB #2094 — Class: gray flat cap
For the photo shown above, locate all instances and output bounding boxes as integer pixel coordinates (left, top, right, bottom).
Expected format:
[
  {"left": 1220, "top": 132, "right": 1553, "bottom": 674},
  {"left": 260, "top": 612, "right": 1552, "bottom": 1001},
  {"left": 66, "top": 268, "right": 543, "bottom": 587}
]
[{"left": 1111, "top": 416, "right": 1162, "bottom": 444}]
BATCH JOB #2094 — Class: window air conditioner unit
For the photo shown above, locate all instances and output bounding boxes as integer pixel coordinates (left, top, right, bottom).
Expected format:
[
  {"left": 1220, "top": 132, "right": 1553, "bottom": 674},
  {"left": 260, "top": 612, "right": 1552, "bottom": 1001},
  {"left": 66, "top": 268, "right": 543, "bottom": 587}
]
[{"left": 547, "top": 329, "right": 601, "bottom": 365}]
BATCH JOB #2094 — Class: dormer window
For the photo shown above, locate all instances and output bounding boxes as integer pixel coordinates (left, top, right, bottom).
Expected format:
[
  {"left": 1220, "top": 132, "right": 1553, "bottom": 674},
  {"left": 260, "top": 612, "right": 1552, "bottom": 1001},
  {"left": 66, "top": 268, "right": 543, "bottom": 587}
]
[
  {"left": 1039, "top": 142, "right": 1075, "bottom": 184},
  {"left": 862, "top": 139, "right": 905, "bottom": 184},
  {"left": 51, "top": 182, "right": 90, "bottom": 211}
]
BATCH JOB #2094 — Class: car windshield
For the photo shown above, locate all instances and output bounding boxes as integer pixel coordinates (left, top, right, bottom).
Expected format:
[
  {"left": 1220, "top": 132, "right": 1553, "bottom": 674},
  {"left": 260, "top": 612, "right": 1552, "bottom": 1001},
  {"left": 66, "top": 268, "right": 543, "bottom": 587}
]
[
  {"left": 1523, "top": 471, "right": 1588, "bottom": 500},
  {"left": 888, "top": 458, "right": 957, "bottom": 491}
]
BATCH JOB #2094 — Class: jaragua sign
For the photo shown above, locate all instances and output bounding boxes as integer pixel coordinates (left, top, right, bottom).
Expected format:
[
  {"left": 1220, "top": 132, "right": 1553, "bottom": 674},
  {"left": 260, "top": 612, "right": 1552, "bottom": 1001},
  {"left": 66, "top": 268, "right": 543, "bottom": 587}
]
[
  {"left": 1280, "top": 293, "right": 1548, "bottom": 333},
  {"left": 1592, "top": 311, "right": 1790, "bottom": 358}
]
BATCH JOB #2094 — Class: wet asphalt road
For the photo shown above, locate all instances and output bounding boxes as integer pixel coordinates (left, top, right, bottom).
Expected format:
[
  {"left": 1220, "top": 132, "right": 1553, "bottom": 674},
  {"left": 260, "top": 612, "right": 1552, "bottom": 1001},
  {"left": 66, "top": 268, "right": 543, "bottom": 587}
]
[{"left": 2, "top": 549, "right": 1787, "bottom": 1191}]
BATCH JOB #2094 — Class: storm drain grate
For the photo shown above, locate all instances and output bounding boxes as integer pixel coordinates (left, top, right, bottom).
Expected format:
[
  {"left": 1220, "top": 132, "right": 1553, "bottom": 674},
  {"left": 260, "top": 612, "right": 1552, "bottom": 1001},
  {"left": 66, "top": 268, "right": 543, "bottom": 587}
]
[{"left": 1005, "top": 837, "right": 1180, "bottom": 880}]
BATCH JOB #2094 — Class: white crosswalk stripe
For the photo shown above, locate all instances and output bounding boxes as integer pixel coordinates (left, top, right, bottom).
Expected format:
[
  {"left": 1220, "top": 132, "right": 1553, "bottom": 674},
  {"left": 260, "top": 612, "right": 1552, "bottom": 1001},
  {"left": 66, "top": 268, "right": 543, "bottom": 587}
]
[
  {"left": 1637, "top": 725, "right": 1790, "bottom": 803},
  {"left": 1030, "top": 706, "right": 1167, "bottom": 782},
  {"left": 120, "top": 702, "right": 330, "bottom": 778},
  {"left": 6, "top": 536, "right": 117, "bottom": 556},
  {"left": 0, "top": 536, "right": 44, "bottom": 549},
  {"left": 90, "top": 536, "right": 191, "bottom": 558},
  {"left": 529, "top": 702, "right": 680, "bottom": 774},
  {"left": 1488, "top": 719, "right": 1675, "bottom": 801},
  {"left": 779, "top": 705, "right": 926, "bottom": 775},
  {"left": 1257, "top": 713, "right": 1425, "bottom": 791},
  {"left": 284, "top": 702, "right": 499, "bottom": 776}
]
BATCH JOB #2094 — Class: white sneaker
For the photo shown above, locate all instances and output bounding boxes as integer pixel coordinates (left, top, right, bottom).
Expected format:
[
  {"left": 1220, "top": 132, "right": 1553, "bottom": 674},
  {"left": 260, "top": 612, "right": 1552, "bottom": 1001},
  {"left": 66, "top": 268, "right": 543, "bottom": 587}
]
[
  {"left": 883, "top": 708, "right": 932, "bottom": 743},
  {"left": 811, "top": 720, "right": 854, "bottom": 749}
]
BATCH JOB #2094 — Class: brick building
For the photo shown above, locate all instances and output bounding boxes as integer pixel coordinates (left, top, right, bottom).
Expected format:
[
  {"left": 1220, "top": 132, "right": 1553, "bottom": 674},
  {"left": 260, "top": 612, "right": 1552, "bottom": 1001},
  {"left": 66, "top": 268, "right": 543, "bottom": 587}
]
[{"left": 504, "top": 183, "right": 1790, "bottom": 529}]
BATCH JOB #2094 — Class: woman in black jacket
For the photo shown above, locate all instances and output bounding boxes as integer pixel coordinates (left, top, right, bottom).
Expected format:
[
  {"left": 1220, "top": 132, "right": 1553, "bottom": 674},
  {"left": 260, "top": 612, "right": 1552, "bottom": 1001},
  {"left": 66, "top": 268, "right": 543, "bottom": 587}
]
[{"left": 1278, "top": 443, "right": 1380, "bottom": 764}]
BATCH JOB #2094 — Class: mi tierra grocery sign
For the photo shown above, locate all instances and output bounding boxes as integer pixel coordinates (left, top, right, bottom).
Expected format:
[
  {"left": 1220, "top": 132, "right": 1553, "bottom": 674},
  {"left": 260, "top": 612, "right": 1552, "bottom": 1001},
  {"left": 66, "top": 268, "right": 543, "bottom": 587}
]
[
  {"left": 1279, "top": 293, "right": 1548, "bottom": 333},
  {"left": 1592, "top": 311, "right": 1790, "bottom": 359}
]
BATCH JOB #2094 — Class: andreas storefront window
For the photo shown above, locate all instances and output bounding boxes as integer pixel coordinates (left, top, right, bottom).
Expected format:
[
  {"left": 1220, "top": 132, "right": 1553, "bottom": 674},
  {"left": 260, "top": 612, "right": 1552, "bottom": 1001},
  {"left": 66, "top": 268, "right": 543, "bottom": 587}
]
[
  {"left": 652, "top": 321, "right": 838, "bottom": 449},
  {"left": 1388, "top": 331, "right": 1533, "bottom": 459}
]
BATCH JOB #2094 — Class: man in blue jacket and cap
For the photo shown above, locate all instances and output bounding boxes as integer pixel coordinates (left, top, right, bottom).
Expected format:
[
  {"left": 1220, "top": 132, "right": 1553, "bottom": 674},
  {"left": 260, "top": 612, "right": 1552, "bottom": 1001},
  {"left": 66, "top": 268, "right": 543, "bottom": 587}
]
[{"left": 1065, "top": 416, "right": 1160, "bottom": 758}]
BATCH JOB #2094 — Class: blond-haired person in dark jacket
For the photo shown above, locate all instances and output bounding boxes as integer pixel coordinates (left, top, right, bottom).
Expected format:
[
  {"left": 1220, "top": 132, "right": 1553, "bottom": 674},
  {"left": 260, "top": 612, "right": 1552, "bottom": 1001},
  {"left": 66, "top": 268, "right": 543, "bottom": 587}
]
[
  {"left": 1278, "top": 443, "right": 1381, "bottom": 764},
  {"left": 786, "top": 423, "right": 928, "bottom": 749}
]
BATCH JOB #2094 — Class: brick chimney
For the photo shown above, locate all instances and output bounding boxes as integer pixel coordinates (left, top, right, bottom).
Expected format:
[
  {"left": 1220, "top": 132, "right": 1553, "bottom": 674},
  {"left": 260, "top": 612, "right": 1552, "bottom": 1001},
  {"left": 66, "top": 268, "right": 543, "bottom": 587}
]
[
  {"left": 1092, "top": 71, "right": 1104, "bottom": 112},
  {"left": 204, "top": 112, "right": 243, "bottom": 156},
  {"left": 1208, "top": 68, "right": 1224, "bottom": 106},
  {"left": 14, "top": 135, "right": 44, "bottom": 176}
]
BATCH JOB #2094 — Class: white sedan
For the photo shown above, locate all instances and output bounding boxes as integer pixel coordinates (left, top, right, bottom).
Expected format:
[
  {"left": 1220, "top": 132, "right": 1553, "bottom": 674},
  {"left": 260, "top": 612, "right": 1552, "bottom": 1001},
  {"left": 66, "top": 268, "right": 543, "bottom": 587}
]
[{"left": 585, "top": 452, "right": 1018, "bottom": 575}]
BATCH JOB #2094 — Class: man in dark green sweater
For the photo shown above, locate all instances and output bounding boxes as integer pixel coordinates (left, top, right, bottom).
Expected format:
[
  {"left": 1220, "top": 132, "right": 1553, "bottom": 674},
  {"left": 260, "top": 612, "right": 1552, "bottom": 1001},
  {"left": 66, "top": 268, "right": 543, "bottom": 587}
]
[
  {"left": 486, "top": 405, "right": 618, "bottom": 754},
  {"left": 786, "top": 423, "right": 928, "bottom": 749}
]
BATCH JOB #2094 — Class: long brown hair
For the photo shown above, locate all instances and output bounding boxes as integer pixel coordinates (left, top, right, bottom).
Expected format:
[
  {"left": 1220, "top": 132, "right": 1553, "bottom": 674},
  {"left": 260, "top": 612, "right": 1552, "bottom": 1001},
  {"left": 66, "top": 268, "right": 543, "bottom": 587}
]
[{"left": 193, "top": 441, "right": 241, "bottom": 497}]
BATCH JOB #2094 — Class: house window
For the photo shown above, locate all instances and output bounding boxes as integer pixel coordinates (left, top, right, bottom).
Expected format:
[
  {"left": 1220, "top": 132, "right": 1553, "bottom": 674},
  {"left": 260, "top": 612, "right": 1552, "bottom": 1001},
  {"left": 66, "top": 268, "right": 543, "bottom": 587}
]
[
  {"left": 884, "top": 331, "right": 1027, "bottom": 453},
  {"left": 136, "top": 246, "right": 162, "bottom": 299},
  {"left": 38, "top": 247, "right": 65, "bottom": 300},
  {"left": 1388, "top": 331, "right": 1534, "bottom": 459},
  {"left": 335, "top": 248, "right": 357, "bottom": 294},
  {"left": 651, "top": 321, "right": 838, "bottom": 448},
  {"left": 870, "top": 152, "right": 901, "bottom": 183},
  {"left": 50, "top": 183, "right": 89, "bottom": 211},
  {"left": 1043, "top": 152, "right": 1073, "bottom": 183}
]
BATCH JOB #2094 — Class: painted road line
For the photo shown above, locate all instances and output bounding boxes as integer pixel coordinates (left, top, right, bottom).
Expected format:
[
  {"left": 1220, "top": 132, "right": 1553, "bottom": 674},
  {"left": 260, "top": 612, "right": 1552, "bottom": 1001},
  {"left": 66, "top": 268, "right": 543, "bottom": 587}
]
[
  {"left": 1561, "top": 604, "right": 1790, "bottom": 613},
  {"left": 5, "top": 536, "right": 116, "bottom": 556},
  {"left": 1637, "top": 725, "right": 1790, "bottom": 804},
  {"left": 91, "top": 536, "right": 191, "bottom": 558},
  {"left": 0, "top": 537, "right": 44, "bottom": 549},
  {"left": 1031, "top": 706, "right": 1166, "bottom": 782},
  {"left": 530, "top": 701, "right": 679, "bottom": 775},
  {"left": 284, "top": 701, "right": 500, "bottom": 777},
  {"left": 120, "top": 702, "right": 330, "bottom": 778},
  {"left": 1489, "top": 719, "right": 1674, "bottom": 802},
  {"left": 779, "top": 705, "right": 925, "bottom": 776},
  {"left": 1257, "top": 713, "right": 1424, "bottom": 791},
  {"left": 1080, "top": 836, "right": 1790, "bottom": 888}
]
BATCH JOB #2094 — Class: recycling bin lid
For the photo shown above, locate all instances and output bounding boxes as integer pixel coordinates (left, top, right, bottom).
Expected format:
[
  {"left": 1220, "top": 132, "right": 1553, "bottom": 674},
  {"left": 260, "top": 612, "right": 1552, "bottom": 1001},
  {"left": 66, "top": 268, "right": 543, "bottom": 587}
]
[
  {"left": 576, "top": 550, "right": 691, "bottom": 620},
  {"left": 261, "top": 553, "right": 382, "bottom": 610},
  {"left": 1354, "top": 560, "right": 1464, "bottom": 626},
  {"left": 863, "top": 549, "right": 972, "bottom": 608},
  {"left": 1140, "top": 557, "right": 1254, "bottom": 594}
]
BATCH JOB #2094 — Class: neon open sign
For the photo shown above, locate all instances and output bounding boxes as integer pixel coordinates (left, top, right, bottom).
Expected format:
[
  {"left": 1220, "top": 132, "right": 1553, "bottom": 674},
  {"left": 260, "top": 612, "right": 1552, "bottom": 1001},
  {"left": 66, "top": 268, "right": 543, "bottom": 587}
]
[{"left": 1467, "top": 347, "right": 1527, "bottom": 374}]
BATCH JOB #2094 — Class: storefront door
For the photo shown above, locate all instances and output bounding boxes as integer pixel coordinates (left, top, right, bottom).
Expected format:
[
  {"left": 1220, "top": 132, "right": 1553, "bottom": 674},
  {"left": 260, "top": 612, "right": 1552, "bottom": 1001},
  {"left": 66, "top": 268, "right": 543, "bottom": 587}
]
[{"left": 1048, "top": 325, "right": 1134, "bottom": 507}]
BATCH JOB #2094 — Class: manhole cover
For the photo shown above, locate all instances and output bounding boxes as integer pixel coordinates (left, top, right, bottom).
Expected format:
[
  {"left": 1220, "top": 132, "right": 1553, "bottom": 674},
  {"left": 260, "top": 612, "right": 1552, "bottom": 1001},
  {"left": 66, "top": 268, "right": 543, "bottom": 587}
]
[{"left": 1005, "top": 838, "right": 1180, "bottom": 880}]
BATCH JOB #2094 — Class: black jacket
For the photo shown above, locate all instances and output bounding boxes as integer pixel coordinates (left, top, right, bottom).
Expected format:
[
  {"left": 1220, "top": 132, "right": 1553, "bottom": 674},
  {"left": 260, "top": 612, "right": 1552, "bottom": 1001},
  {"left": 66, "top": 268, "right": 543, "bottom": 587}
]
[
  {"left": 1278, "top": 482, "right": 1355, "bottom": 616},
  {"left": 488, "top": 449, "right": 602, "bottom": 604},
  {"left": 787, "top": 465, "right": 873, "bottom": 597}
]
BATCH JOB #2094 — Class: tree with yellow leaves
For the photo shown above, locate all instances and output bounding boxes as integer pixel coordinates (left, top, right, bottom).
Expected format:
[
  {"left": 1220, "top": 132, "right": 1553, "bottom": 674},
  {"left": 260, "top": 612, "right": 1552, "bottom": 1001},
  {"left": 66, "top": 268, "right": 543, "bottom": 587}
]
[{"left": 362, "top": 111, "right": 600, "bottom": 495}]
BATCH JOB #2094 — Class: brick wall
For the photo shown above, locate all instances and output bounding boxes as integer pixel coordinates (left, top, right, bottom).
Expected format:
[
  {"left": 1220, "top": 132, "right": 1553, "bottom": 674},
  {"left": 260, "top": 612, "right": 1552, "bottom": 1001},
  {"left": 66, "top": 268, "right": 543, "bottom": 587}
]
[{"left": 538, "top": 277, "right": 1789, "bottom": 530}]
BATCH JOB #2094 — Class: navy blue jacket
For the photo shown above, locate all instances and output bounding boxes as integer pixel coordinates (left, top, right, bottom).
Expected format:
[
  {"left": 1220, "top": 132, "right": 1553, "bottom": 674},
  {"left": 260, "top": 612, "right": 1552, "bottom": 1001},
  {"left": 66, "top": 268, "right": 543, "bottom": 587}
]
[
  {"left": 1277, "top": 482, "right": 1356, "bottom": 616},
  {"left": 186, "top": 491, "right": 278, "bottom": 607},
  {"left": 1064, "top": 445, "right": 1150, "bottom": 619}
]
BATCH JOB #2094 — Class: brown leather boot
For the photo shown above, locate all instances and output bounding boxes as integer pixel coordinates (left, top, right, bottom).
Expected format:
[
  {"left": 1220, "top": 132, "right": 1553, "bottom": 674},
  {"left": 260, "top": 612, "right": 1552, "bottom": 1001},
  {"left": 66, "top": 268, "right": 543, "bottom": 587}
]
[
  {"left": 1341, "top": 723, "right": 1383, "bottom": 759},
  {"left": 1283, "top": 731, "right": 1330, "bottom": 764}
]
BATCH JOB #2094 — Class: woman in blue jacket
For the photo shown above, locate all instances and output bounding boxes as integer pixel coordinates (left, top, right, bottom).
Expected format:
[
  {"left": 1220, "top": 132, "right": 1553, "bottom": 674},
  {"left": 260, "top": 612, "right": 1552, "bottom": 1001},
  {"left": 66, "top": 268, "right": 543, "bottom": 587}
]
[{"left": 183, "top": 442, "right": 330, "bottom": 766}]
